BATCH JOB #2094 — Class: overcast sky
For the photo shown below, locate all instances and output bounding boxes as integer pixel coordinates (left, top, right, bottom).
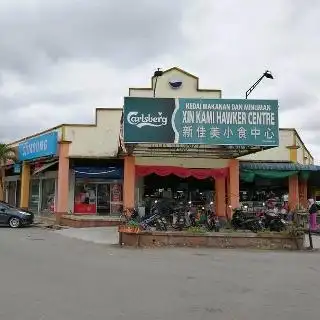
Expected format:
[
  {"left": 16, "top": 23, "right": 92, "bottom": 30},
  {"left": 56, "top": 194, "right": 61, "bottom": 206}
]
[{"left": 0, "top": 0, "right": 318, "bottom": 159}]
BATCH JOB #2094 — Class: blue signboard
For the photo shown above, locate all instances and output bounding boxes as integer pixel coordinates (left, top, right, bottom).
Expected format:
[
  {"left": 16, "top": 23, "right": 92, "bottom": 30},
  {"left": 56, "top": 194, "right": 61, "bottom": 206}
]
[
  {"left": 18, "top": 131, "right": 58, "bottom": 161},
  {"left": 13, "top": 163, "right": 21, "bottom": 174},
  {"left": 123, "top": 97, "right": 279, "bottom": 147}
]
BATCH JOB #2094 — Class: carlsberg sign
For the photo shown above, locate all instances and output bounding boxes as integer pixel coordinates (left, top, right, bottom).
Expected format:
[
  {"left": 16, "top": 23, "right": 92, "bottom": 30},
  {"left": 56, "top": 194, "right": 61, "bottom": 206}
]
[
  {"left": 127, "top": 111, "right": 168, "bottom": 128},
  {"left": 123, "top": 97, "right": 279, "bottom": 146}
]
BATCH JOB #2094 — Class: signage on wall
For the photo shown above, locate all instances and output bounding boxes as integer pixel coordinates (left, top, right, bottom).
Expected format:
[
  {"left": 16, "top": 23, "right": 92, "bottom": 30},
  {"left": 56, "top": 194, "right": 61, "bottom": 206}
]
[
  {"left": 123, "top": 97, "right": 279, "bottom": 147},
  {"left": 13, "top": 163, "right": 21, "bottom": 174},
  {"left": 18, "top": 131, "right": 58, "bottom": 161},
  {"left": 168, "top": 78, "right": 183, "bottom": 89}
]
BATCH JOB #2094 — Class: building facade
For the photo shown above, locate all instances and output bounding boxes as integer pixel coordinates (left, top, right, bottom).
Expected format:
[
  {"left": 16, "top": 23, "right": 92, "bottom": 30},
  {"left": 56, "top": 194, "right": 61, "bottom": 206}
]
[{"left": 1, "top": 67, "right": 316, "bottom": 222}]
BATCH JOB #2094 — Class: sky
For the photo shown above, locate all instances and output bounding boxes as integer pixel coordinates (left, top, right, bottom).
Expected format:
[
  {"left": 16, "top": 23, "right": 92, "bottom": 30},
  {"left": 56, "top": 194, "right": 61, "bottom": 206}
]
[{"left": 0, "top": 0, "right": 319, "bottom": 159}]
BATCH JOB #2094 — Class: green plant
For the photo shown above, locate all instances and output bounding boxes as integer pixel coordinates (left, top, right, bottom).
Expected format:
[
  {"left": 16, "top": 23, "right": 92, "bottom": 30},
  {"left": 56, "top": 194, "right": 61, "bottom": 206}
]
[
  {"left": 127, "top": 220, "right": 139, "bottom": 227},
  {"left": 0, "top": 143, "right": 16, "bottom": 201},
  {"left": 187, "top": 226, "right": 206, "bottom": 234},
  {"left": 286, "top": 224, "right": 305, "bottom": 237}
]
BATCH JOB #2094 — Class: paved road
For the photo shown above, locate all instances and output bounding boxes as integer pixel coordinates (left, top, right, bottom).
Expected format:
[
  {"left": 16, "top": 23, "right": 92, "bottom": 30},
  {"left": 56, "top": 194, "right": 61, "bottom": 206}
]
[{"left": 1, "top": 227, "right": 320, "bottom": 320}]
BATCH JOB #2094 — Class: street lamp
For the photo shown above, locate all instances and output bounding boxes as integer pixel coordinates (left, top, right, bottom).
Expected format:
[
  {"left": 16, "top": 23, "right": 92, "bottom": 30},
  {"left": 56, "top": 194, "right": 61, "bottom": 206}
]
[
  {"left": 245, "top": 70, "right": 274, "bottom": 99},
  {"left": 153, "top": 68, "right": 163, "bottom": 98}
]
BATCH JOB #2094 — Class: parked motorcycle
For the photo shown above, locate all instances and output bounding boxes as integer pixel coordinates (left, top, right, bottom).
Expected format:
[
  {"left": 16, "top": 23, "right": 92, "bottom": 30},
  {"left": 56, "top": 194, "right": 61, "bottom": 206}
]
[
  {"left": 232, "top": 209, "right": 263, "bottom": 233},
  {"left": 261, "top": 210, "right": 287, "bottom": 232},
  {"left": 139, "top": 200, "right": 168, "bottom": 231},
  {"left": 202, "top": 202, "right": 220, "bottom": 232}
]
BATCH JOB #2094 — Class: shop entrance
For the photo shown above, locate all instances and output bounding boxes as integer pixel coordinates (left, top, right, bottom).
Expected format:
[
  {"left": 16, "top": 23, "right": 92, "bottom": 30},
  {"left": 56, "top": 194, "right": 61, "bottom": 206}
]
[
  {"left": 74, "top": 180, "right": 123, "bottom": 216},
  {"left": 141, "top": 174, "right": 215, "bottom": 215},
  {"left": 29, "top": 178, "right": 56, "bottom": 215}
]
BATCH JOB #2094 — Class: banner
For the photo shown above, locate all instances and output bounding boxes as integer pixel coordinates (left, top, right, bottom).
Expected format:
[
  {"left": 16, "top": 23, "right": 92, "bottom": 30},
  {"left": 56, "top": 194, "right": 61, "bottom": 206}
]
[
  {"left": 123, "top": 97, "right": 279, "bottom": 147},
  {"left": 18, "top": 131, "right": 58, "bottom": 161}
]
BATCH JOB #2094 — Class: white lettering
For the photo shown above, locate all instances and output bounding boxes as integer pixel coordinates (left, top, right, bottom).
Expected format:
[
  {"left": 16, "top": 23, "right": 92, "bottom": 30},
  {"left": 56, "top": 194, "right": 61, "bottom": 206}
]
[{"left": 127, "top": 111, "right": 168, "bottom": 128}]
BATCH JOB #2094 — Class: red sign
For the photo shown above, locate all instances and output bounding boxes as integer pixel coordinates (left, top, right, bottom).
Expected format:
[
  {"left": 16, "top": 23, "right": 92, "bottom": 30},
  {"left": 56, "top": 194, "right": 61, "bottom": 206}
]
[{"left": 74, "top": 203, "right": 96, "bottom": 215}]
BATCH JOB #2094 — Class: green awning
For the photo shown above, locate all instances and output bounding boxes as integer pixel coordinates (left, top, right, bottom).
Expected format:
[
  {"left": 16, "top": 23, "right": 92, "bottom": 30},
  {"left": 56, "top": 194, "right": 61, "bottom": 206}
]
[
  {"left": 239, "top": 161, "right": 320, "bottom": 182},
  {"left": 240, "top": 169, "right": 298, "bottom": 182},
  {"left": 240, "top": 161, "right": 320, "bottom": 171}
]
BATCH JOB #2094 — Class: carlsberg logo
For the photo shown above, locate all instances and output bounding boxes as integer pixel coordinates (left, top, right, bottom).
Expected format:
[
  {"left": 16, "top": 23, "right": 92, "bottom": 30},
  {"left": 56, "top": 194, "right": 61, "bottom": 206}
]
[{"left": 127, "top": 111, "right": 168, "bottom": 128}]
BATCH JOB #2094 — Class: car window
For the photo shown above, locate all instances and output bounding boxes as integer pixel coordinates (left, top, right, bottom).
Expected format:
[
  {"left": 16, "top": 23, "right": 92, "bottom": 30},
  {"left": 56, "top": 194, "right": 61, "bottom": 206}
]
[
  {"left": 0, "top": 203, "right": 9, "bottom": 210},
  {"left": 0, "top": 201, "right": 15, "bottom": 209}
]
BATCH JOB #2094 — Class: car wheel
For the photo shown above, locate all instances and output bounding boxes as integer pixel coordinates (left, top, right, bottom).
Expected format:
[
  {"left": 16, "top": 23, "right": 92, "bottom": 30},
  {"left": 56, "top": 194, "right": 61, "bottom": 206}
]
[{"left": 9, "top": 217, "right": 21, "bottom": 228}]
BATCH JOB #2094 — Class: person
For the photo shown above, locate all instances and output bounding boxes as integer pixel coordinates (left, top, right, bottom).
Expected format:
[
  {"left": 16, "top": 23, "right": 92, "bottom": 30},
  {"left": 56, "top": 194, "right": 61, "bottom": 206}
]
[{"left": 308, "top": 198, "right": 318, "bottom": 231}]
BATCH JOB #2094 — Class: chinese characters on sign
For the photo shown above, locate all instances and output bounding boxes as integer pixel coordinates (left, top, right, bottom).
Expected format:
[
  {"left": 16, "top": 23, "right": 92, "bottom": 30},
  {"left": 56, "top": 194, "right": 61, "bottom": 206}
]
[
  {"left": 123, "top": 97, "right": 279, "bottom": 146},
  {"left": 176, "top": 98, "right": 278, "bottom": 146}
]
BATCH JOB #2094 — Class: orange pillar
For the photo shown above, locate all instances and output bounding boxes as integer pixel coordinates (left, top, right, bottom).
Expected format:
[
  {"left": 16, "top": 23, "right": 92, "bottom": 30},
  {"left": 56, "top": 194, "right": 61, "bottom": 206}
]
[
  {"left": 0, "top": 173, "right": 4, "bottom": 201},
  {"left": 228, "top": 159, "right": 240, "bottom": 212},
  {"left": 123, "top": 156, "right": 135, "bottom": 209},
  {"left": 288, "top": 175, "right": 299, "bottom": 210},
  {"left": 215, "top": 177, "right": 226, "bottom": 217},
  {"left": 299, "top": 178, "right": 308, "bottom": 209},
  {"left": 56, "top": 142, "right": 70, "bottom": 221},
  {"left": 20, "top": 162, "right": 31, "bottom": 209}
]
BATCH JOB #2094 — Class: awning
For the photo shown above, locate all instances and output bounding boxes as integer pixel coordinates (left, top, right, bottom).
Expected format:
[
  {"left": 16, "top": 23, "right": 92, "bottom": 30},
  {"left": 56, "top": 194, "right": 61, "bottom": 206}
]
[
  {"left": 74, "top": 166, "right": 123, "bottom": 179},
  {"left": 33, "top": 161, "right": 59, "bottom": 175},
  {"left": 135, "top": 165, "right": 228, "bottom": 179},
  {"left": 240, "top": 161, "right": 320, "bottom": 171}
]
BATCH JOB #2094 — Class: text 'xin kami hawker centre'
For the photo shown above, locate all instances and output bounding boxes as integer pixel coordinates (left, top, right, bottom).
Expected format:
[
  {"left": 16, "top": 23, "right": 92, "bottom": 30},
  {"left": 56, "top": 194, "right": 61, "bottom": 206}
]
[{"left": 1, "top": 67, "right": 320, "bottom": 226}]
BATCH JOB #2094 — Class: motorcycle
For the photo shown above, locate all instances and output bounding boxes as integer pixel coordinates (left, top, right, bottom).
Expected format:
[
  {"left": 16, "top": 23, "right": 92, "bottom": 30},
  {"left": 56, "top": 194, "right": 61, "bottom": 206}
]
[
  {"left": 262, "top": 210, "right": 287, "bottom": 232},
  {"left": 232, "top": 209, "right": 264, "bottom": 233},
  {"left": 203, "top": 202, "right": 220, "bottom": 232},
  {"left": 139, "top": 200, "right": 168, "bottom": 231}
]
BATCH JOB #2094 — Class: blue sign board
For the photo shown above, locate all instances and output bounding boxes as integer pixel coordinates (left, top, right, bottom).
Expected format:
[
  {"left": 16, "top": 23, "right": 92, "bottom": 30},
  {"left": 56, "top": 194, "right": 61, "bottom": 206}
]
[
  {"left": 18, "top": 131, "right": 58, "bottom": 161},
  {"left": 13, "top": 163, "right": 21, "bottom": 174},
  {"left": 123, "top": 97, "right": 279, "bottom": 147}
]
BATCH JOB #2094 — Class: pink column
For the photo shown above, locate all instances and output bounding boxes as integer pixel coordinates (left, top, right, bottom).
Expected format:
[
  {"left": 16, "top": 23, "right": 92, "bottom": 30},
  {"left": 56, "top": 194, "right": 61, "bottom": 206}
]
[
  {"left": 289, "top": 175, "right": 299, "bottom": 211},
  {"left": 56, "top": 141, "right": 70, "bottom": 223},
  {"left": 215, "top": 177, "right": 226, "bottom": 218},
  {"left": 228, "top": 159, "right": 240, "bottom": 213}
]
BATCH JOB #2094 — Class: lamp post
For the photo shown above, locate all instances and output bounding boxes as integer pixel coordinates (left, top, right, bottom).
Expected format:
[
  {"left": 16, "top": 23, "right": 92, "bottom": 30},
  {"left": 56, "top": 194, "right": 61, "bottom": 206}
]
[
  {"left": 245, "top": 70, "right": 274, "bottom": 99},
  {"left": 153, "top": 68, "right": 163, "bottom": 98}
]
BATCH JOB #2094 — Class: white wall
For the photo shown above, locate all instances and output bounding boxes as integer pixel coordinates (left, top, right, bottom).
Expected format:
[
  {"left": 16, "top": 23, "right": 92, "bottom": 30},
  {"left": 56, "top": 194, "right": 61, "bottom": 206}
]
[
  {"left": 65, "top": 109, "right": 122, "bottom": 158},
  {"left": 239, "top": 129, "right": 293, "bottom": 162},
  {"left": 295, "top": 134, "right": 313, "bottom": 165},
  {"left": 129, "top": 68, "right": 221, "bottom": 99}
]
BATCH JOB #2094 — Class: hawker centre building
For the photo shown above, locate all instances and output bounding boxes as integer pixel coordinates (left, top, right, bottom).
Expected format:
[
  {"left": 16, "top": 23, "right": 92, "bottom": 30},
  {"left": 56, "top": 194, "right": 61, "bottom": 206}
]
[{"left": 1, "top": 67, "right": 319, "bottom": 226}]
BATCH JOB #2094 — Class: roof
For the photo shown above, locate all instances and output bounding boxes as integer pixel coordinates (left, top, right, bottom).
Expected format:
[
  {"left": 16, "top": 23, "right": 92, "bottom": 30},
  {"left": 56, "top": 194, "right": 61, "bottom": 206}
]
[{"left": 240, "top": 161, "right": 320, "bottom": 171}]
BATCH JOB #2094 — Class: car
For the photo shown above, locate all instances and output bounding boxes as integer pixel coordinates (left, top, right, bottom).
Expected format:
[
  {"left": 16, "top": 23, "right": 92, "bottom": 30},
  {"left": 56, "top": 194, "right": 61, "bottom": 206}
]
[{"left": 0, "top": 201, "right": 34, "bottom": 228}]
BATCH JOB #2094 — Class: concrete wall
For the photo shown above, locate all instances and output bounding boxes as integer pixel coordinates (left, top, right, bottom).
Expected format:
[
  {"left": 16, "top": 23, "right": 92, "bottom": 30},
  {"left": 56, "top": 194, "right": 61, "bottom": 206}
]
[
  {"left": 129, "top": 67, "right": 221, "bottom": 99},
  {"left": 295, "top": 133, "right": 313, "bottom": 165},
  {"left": 239, "top": 129, "right": 293, "bottom": 162},
  {"left": 64, "top": 108, "right": 122, "bottom": 158}
]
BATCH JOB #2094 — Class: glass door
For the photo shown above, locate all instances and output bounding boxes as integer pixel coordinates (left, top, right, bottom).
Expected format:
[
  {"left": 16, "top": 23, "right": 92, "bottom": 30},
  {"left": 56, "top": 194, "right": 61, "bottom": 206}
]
[
  {"left": 7, "top": 181, "right": 16, "bottom": 206},
  {"left": 41, "top": 179, "right": 56, "bottom": 215},
  {"left": 96, "top": 184, "right": 110, "bottom": 215},
  {"left": 16, "top": 180, "right": 21, "bottom": 207},
  {"left": 29, "top": 179, "right": 40, "bottom": 214}
]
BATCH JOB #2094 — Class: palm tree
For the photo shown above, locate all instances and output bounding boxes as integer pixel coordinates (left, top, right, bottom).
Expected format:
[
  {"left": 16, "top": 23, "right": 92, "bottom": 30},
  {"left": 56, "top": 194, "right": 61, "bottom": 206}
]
[{"left": 0, "top": 143, "right": 16, "bottom": 201}]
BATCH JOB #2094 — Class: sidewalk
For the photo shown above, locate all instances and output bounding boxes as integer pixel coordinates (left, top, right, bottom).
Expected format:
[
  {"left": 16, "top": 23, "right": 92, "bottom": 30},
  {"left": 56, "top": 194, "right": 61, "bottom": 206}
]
[{"left": 54, "top": 227, "right": 119, "bottom": 245}]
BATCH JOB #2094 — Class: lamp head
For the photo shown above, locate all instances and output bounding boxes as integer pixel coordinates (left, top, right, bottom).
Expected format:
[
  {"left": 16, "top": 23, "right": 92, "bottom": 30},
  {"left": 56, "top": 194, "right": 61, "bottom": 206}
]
[
  {"left": 153, "top": 68, "right": 163, "bottom": 78},
  {"left": 264, "top": 70, "right": 274, "bottom": 79}
]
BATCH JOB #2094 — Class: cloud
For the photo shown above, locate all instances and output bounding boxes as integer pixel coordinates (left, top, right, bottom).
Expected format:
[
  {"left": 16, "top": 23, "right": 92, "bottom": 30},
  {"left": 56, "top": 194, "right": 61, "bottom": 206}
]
[{"left": 0, "top": 0, "right": 319, "bottom": 162}]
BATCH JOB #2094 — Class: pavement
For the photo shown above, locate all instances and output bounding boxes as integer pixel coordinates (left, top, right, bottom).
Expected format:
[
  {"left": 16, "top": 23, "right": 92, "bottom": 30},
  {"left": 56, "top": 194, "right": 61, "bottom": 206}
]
[
  {"left": 55, "top": 226, "right": 119, "bottom": 245},
  {"left": 1, "top": 227, "right": 320, "bottom": 320}
]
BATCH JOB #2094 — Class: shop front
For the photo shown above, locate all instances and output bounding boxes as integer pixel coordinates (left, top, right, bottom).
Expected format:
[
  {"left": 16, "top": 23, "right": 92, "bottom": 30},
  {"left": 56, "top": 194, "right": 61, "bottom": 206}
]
[
  {"left": 72, "top": 165, "right": 123, "bottom": 215},
  {"left": 239, "top": 161, "right": 320, "bottom": 213},
  {"left": 121, "top": 97, "right": 279, "bottom": 216},
  {"left": 17, "top": 131, "right": 59, "bottom": 215}
]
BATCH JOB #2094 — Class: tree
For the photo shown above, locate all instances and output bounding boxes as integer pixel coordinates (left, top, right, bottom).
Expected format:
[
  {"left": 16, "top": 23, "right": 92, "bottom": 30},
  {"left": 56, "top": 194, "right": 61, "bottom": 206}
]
[{"left": 0, "top": 143, "right": 16, "bottom": 201}]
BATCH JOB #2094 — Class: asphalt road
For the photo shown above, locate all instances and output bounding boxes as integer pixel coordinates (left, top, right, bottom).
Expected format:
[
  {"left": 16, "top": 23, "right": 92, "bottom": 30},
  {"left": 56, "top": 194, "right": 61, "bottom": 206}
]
[{"left": 1, "top": 227, "right": 320, "bottom": 320}]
